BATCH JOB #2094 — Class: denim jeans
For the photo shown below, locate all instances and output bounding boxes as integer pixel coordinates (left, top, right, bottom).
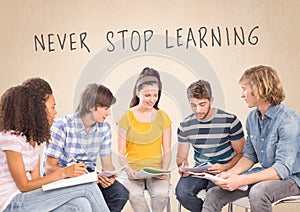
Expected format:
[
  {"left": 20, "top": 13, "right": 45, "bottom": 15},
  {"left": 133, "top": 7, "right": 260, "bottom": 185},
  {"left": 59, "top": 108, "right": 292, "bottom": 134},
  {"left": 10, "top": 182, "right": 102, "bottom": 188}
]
[
  {"left": 98, "top": 180, "right": 129, "bottom": 212},
  {"left": 4, "top": 182, "right": 109, "bottom": 212},
  {"left": 202, "top": 178, "right": 300, "bottom": 212},
  {"left": 176, "top": 176, "right": 215, "bottom": 212}
]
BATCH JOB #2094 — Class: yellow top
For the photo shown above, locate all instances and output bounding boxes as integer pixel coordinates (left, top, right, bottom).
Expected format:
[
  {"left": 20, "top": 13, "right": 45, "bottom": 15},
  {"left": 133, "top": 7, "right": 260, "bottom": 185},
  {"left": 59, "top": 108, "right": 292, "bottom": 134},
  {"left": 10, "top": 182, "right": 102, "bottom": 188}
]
[{"left": 118, "top": 109, "right": 171, "bottom": 170}]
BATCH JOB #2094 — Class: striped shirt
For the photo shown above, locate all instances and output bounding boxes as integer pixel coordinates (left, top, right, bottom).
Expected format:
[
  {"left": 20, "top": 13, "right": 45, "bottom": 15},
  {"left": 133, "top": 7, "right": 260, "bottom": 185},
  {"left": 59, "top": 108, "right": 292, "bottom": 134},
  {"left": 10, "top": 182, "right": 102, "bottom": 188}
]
[
  {"left": 46, "top": 113, "right": 112, "bottom": 169},
  {"left": 178, "top": 109, "right": 244, "bottom": 166},
  {"left": 0, "top": 132, "right": 40, "bottom": 211}
]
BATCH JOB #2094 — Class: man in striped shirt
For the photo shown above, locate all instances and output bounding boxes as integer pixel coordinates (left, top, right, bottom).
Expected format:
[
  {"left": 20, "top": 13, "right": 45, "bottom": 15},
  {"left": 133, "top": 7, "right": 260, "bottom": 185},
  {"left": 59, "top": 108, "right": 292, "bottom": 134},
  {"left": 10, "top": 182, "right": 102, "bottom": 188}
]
[{"left": 175, "top": 80, "right": 245, "bottom": 212}]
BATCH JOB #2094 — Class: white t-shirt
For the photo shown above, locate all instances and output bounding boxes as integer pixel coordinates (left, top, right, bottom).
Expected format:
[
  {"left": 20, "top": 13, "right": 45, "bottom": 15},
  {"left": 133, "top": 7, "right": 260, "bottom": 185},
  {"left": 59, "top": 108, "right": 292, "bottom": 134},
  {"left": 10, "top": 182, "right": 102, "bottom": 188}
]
[{"left": 0, "top": 131, "right": 40, "bottom": 211}]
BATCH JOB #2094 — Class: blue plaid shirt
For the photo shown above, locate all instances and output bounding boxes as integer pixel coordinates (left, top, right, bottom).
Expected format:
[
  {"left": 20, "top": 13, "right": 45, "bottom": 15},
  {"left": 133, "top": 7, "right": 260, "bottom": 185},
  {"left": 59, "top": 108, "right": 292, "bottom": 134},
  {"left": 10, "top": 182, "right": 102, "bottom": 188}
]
[{"left": 46, "top": 113, "right": 112, "bottom": 170}]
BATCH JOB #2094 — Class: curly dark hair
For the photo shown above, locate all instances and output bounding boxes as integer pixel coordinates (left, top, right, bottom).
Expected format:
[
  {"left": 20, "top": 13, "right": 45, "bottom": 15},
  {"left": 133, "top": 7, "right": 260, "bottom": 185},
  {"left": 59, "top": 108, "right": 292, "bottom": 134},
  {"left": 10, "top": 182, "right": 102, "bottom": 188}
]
[
  {"left": 0, "top": 85, "right": 50, "bottom": 145},
  {"left": 22, "top": 77, "right": 53, "bottom": 101}
]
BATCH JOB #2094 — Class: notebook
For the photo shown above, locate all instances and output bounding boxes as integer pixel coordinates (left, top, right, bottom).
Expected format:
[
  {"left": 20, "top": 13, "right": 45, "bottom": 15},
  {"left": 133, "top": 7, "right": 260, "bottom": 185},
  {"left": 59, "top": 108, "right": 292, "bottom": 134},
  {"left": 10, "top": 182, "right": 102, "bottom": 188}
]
[{"left": 42, "top": 172, "right": 98, "bottom": 191}]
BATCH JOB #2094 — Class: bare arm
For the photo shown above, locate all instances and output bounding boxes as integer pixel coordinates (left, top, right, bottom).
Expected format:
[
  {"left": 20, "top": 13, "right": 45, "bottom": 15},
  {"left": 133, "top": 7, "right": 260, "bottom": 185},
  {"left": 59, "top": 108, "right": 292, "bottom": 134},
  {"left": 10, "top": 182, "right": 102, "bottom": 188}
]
[
  {"left": 176, "top": 143, "right": 190, "bottom": 167},
  {"left": 228, "top": 156, "right": 255, "bottom": 175},
  {"left": 153, "top": 126, "right": 172, "bottom": 180},
  {"left": 30, "top": 159, "right": 41, "bottom": 179},
  {"left": 100, "top": 155, "right": 114, "bottom": 171},
  {"left": 6, "top": 150, "right": 65, "bottom": 192},
  {"left": 117, "top": 126, "right": 137, "bottom": 179},
  {"left": 161, "top": 126, "right": 172, "bottom": 170},
  {"left": 117, "top": 126, "right": 130, "bottom": 168},
  {"left": 242, "top": 167, "right": 280, "bottom": 184},
  {"left": 97, "top": 154, "right": 116, "bottom": 188},
  {"left": 176, "top": 142, "right": 190, "bottom": 177},
  {"left": 45, "top": 155, "right": 88, "bottom": 177},
  {"left": 45, "top": 156, "right": 60, "bottom": 174},
  {"left": 227, "top": 137, "right": 245, "bottom": 168}
]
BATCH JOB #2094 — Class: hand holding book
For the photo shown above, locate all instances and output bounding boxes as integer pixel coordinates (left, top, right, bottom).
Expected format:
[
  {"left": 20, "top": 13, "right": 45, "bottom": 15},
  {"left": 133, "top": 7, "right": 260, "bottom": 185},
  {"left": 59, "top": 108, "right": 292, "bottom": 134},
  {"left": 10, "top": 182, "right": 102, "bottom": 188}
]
[{"left": 188, "top": 172, "right": 248, "bottom": 191}]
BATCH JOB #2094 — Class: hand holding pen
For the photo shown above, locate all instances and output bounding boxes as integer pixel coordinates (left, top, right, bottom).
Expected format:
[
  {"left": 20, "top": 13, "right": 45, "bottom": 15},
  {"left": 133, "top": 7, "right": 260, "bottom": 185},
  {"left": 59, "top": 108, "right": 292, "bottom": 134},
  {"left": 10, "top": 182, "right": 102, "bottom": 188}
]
[{"left": 64, "top": 155, "right": 89, "bottom": 177}]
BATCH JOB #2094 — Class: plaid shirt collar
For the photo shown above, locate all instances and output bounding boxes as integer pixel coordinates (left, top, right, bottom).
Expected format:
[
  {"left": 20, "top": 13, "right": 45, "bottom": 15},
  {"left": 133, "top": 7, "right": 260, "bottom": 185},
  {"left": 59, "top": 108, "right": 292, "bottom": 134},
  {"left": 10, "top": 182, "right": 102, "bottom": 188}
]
[{"left": 74, "top": 112, "right": 98, "bottom": 134}]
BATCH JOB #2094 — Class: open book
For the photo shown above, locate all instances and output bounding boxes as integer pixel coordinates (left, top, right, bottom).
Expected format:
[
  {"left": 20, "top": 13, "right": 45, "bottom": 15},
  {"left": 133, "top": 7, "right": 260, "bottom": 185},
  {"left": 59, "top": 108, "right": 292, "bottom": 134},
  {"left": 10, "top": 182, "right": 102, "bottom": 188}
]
[
  {"left": 181, "top": 161, "right": 213, "bottom": 173},
  {"left": 97, "top": 165, "right": 127, "bottom": 177},
  {"left": 42, "top": 172, "right": 98, "bottom": 191},
  {"left": 135, "top": 167, "right": 171, "bottom": 179},
  {"left": 189, "top": 172, "right": 248, "bottom": 191}
]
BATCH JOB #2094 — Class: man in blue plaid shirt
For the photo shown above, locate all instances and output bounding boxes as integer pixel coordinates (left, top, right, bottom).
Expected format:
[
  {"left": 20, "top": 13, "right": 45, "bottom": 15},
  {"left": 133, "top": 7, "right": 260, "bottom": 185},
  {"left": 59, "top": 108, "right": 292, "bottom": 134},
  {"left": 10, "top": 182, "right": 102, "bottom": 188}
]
[{"left": 45, "top": 83, "right": 129, "bottom": 212}]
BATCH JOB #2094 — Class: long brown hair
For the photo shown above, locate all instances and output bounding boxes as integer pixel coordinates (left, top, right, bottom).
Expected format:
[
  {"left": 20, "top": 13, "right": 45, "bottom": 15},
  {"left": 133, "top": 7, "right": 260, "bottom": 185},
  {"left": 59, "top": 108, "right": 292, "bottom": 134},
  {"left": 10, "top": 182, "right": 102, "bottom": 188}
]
[{"left": 129, "top": 67, "right": 162, "bottom": 109}]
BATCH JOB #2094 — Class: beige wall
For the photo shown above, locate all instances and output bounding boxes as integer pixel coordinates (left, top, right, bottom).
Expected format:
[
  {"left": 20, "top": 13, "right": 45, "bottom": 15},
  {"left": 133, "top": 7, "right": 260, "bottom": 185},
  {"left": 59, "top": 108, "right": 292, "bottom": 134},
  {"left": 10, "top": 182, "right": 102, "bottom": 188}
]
[
  {"left": 1, "top": 1, "right": 299, "bottom": 117},
  {"left": 1, "top": 1, "right": 300, "bottom": 211}
]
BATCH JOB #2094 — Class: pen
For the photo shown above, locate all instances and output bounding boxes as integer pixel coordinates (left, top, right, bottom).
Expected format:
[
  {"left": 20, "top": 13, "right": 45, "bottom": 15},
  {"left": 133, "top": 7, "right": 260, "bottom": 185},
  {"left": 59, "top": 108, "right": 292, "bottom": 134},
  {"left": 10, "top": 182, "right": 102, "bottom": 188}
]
[
  {"left": 69, "top": 155, "right": 89, "bottom": 173},
  {"left": 69, "top": 155, "right": 79, "bottom": 163}
]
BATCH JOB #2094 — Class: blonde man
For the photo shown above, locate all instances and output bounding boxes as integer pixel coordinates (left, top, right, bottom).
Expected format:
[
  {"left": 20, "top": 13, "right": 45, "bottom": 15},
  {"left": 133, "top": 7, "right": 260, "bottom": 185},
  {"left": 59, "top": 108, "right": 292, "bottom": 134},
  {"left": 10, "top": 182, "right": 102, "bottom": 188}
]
[{"left": 202, "top": 65, "right": 300, "bottom": 212}]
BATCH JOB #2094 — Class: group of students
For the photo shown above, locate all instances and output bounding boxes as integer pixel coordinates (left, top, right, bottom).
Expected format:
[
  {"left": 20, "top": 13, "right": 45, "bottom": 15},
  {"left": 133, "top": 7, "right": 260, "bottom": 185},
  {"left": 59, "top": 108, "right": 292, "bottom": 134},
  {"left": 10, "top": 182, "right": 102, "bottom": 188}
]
[{"left": 0, "top": 65, "right": 300, "bottom": 212}]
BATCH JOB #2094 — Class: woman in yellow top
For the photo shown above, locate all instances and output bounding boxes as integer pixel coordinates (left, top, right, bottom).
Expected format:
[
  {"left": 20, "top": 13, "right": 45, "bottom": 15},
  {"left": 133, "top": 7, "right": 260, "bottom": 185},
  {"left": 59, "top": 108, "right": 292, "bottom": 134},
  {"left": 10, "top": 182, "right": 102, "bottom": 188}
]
[{"left": 117, "top": 67, "right": 172, "bottom": 212}]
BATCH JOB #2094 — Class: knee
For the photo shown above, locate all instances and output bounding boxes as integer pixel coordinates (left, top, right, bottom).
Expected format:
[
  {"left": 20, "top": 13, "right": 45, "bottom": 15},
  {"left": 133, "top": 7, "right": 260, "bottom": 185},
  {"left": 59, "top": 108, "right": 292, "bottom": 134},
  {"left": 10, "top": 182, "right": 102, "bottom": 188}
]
[
  {"left": 248, "top": 183, "right": 269, "bottom": 204},
  {"left": 152, "top": 188, "right": 169, "bottom": 200},
  {"left": 119, "top": 185, "right": 130, "bottom": 200},
  {"left": 71, "top": 197, "right": 92, "bottom": 211},
  {"left": 205, "top": 186, "right": 221, "bottom": 201},
  {"left": 129, "top": 191, "right": 146, "bottom": 202},
  {"left": 114, "top": 181, "right": 130, "bottom": 200},
  {"left": 176, "top": 181, "right": 194, "bottom": 200},
  {"left": 83, "top": 182, "right": 99, "bottom": 193},
  {"left": 176, "top": 180, "right": 188, "bottom": 195}
]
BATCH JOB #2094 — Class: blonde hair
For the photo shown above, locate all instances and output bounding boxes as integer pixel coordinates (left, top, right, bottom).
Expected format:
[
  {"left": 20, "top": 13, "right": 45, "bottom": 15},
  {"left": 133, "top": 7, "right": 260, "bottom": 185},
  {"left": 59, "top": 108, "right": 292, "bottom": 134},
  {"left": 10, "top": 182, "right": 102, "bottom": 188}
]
[{"left": 239, "top": 65, "right": 285, "bottom": 105}]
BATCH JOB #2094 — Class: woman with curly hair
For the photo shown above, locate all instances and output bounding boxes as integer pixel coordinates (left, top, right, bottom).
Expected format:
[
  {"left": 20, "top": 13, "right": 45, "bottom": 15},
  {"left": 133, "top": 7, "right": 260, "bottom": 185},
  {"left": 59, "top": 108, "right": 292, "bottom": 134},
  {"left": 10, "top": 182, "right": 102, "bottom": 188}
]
[{"left": 0, "top": 81, "right": 109, "bottom": 212}]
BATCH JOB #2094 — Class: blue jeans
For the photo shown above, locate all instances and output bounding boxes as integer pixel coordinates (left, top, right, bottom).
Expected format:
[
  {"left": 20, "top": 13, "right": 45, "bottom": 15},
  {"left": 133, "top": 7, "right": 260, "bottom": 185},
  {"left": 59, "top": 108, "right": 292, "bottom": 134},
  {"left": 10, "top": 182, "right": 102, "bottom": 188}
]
[
  {"left": 176, "top": 176, "right": 215, "bottom": 212},
  {"left": 202, "top": 178, "right": 300, "bottom": 212},
  {"left": 4, "top": 182, "right": 109, "bottom": 212},
  {"left": 98, "top": 180, "right": 129, "bottom": 212}
]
